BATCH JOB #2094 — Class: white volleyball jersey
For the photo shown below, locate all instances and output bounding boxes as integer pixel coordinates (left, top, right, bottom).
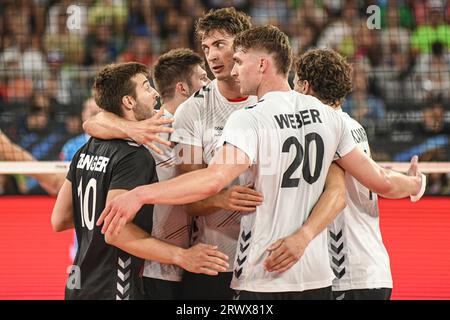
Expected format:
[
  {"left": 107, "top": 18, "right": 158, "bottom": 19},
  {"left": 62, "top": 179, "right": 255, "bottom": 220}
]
[
  {"left": 170, "top": 79, "right": 258, "bottom": 271},
  {"left": 143, "top": 109, "right": 191, "bottom": 282},
  {"left": 328, "top": 110, "right": 393, "bottom": 291},
  {"left": 219, "top": 91, "right": 356, "bottom": 292}
]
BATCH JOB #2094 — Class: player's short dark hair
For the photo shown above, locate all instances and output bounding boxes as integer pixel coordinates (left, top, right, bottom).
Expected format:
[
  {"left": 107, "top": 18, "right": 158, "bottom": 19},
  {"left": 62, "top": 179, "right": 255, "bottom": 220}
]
[
  {"left": 233, "top": 25, "right": 292, "bottom": 77},
  {"left": 195, "top": 7, "right": 251, "bottom": 40},
  {"left": 92, "top": 62, "right": 148, "bottom": 116},
  {"left": 153, "top": 48, "right": 204, "bottom": 100},
  {"left": 295, "top": 48, "right": 352, "bottom": 107}
]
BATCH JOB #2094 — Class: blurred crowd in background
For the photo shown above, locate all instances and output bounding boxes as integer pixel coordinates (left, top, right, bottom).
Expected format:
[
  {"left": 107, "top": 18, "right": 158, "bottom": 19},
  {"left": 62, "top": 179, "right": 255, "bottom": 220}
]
[{"left": 0, "top": 0, "right": 449, "bottom": 195}]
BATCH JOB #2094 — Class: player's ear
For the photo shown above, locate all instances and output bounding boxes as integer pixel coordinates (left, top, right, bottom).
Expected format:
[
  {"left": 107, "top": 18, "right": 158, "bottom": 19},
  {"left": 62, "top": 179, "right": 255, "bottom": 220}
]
[
  {"left": 121, "top": 95, "right": 135, "bottom": 111},
  {"left": 303, "top": 80, "right": 311, "bottom": 94},
  {"left": 176, "top": 82, "right": 189, "bottom": 97},
  {"left": 259, "top": 58, "right": 268, "bottom": 74}
]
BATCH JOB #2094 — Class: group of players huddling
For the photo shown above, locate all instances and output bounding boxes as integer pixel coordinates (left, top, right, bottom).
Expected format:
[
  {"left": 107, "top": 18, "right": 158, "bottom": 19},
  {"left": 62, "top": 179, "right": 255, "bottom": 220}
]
[{"left": 49, "top": 8, "right": 426, "bottom": 300}]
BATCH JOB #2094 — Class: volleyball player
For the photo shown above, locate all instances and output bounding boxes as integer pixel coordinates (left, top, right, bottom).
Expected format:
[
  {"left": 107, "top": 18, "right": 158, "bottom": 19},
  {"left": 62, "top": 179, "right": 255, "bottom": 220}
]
[
  {"left": 98, "top": 26, "right": 425, "bottom": 300},
  {"left": 51, "top": 62, "right": 228, "bottom": 299},
  {"left": 83, "top": 49, "right": 210, "bottom": 299},
  {"left": 294, "top": 48, "right": 395, "bottom": 300},
  {"left": 167, "top": 8, "right": 260, "bottom": 299}
]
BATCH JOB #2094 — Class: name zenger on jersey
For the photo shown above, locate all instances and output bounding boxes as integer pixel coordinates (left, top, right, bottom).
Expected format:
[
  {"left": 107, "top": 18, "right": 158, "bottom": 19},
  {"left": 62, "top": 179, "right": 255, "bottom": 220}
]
[{"left": 76, "top": 153, "right": 110, "bottom": 173}]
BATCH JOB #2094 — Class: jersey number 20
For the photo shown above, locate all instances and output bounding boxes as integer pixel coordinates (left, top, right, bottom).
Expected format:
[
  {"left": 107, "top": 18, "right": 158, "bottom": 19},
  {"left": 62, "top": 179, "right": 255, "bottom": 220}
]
[
  {"left": 281, "top": 133, "right": 324, "bottom": 187},
  {"left": 77, "top": 177, "right": 97, "bottom": 230}
]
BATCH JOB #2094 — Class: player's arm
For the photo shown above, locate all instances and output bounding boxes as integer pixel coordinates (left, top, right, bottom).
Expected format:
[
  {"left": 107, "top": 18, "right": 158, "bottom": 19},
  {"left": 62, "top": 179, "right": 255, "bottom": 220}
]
[
  {"left": 0, "top": 130, "right": 64, "bottom": 195},
  {"left": 336, "top": 148, "right": 424, "bottom": 199},
  {"left": 82, "top": 108, "right": 174, "bottom": 154},
  {"left": 177, "top": 144, "right": 263, "bottom": 216},
  {"left": 51, "top": 179, "right": 74, "bottom": 232},
  {"left": 264, "top": 163, "right": 346, "bottom": 273},
  {"left": 104, "top": 189, "right": 229, "bottom": 275},
  {"left": 29, "top": 173, "right": 65, "bottom": 196},
  {"left": 97, "top": 144, "right": 252, "bottom": 235}
]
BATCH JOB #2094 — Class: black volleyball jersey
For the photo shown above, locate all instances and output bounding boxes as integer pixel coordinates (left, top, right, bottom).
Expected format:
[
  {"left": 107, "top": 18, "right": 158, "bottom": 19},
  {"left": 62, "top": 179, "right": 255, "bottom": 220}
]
[{"left": 65, "top": 138, "right": 157, "bottom": 300}]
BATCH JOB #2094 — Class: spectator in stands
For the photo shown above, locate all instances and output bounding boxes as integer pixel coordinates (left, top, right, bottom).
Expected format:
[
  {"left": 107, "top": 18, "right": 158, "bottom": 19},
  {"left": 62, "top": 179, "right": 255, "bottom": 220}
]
[
  {"left": 17, "top": 98, "right": 66, "bottom": 194},
  {"left": 380, "top": 4, "right": 412, "bottom": 58},
  {"left": 414, "top": 41, "right": 450, "bottom": 101},
  {"left": 43, "top": 9, "right": 85, "bottom": 66},
  {"left": 118, "top": 34, "right": 156, "bottom": 67},
  {"left": 419, "top": 97, "right": 450, "bottom": 137},
  {"left": 60, "top": 97, "right": 100, "bottom": 161},
  {"left": 427, "top": 172, "right": 450, "bottom": 195},
  {"left": 84, "top": 39, "right": 114, "bottom": 67},
  {"left": 343, "top": 64, "right": 386, "bottom": 124},
  {"left": 0, "top": 15, "right": 48, "bottom": 75},
  {"left": 289, "top": 0, "right": 325, "bottom": 55},
  {"left": 127, "top": 0, "right": 153, "bottom": 36},
  {"left": 380, "top": 0, "right": 414, "bottom": 30},
  {"left": 250, "top": 0, "right": 290, "bottom": 28},
  {"left": 85, "top": 0, "right": 127, "bottom": 65},
  {"left": 293, "top": 0, "right": 328, "bottom": 32},
  {"left": 393, "top": 97, "right": 450, "bottom": 163},
  {"left": 88, "top": 0, "right": 128, "bottom": 36},
  {"left": 411, "top": 7, "right": 450, "bottom": 55},
  {"left": 317, "top": 0, "right": 360, "bottom": 58}
]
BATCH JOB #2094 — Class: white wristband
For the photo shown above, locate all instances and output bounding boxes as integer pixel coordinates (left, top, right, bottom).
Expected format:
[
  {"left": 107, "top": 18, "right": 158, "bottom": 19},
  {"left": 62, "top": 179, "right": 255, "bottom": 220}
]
[{"left": 410, "top": 173, "right": 427, "bottom": 203}]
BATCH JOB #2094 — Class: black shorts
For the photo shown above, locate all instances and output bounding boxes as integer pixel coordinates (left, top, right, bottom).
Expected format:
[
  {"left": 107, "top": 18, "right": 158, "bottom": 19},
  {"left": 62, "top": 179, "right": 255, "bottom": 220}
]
[
  {"left": 179, "top": 271, "right": 234, "bottom": 300},
  {"left": 333, "top": 288, "right": 392, "bottom": 300},
  {"left": 143, "top": 277, "right": 182, "bottom": 300},
  {"left": 235, "top": 286, "right": 333, "bottom": 300}
]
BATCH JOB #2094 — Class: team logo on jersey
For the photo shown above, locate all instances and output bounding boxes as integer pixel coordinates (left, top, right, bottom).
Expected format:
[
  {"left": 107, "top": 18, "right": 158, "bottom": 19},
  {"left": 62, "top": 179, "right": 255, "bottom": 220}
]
[
  {"left": 214, "top": 126, "right": 223, "bottom": 137},
  {"left": 234, "top": 230, "right": 252, "bottom": 279},
  {"left": 329, "top": 229, "right": 346, "bottom": 279}
]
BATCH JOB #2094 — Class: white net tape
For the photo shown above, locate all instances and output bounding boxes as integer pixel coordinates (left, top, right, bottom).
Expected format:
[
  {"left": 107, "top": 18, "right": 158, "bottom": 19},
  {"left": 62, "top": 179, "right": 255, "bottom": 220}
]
[{"left": 0, "top": 161, "right": 449, "bottom": 174}]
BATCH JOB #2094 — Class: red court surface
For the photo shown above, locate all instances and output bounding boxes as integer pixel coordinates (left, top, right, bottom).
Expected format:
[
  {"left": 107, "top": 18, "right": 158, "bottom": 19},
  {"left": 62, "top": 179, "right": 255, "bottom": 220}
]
[{"left": 0, "top": 196, "right": 449, "bottom": 300}]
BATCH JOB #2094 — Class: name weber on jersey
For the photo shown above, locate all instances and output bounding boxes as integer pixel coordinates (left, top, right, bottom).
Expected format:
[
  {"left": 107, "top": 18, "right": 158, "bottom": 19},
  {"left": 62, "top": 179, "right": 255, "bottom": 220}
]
[{"left": 274, "top": 109, "right": 323, "bottom": 130}]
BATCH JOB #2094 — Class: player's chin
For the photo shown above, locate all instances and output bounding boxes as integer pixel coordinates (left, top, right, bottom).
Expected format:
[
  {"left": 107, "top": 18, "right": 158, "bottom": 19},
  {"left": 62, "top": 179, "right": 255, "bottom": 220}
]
[
  {"left": 240, "top": 86, "right": 251, "bottom": 96},
  {"left": 214, "top": 68, "right": 232, "bottom": 80}
]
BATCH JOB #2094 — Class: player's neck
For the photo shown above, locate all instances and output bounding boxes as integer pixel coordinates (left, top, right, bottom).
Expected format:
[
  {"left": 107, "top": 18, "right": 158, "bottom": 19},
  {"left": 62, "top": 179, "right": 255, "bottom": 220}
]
[
  {"left": 122, "top": 109, "right": 138, "bottom": 122},
  {"left": 257, "top": 77, "right": 291, "bottom": 100},
  {"left": 161, "top": 98, "right": 180, "bottom": 116},
  {"left": 217, "top": 78, "right": 246, "bottom": 100}
]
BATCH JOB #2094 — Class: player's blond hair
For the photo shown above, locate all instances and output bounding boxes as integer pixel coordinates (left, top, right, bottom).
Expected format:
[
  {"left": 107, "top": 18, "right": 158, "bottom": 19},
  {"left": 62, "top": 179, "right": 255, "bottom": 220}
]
[{"left": 233, "top": 25, "right": 292, "bottom": 77}]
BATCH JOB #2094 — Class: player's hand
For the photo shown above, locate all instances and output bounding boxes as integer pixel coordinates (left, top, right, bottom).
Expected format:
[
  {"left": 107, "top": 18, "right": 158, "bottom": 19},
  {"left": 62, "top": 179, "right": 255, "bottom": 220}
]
[
  {"left": 264, "top": 232, "right": 310, "bottom": 274},
  {"left": 127, "top": 108, "right": 174, "bottom": 155},
  {"left": 177, "top": 244, "right": 229, "bottom": 276},
  {"left": 407, "top": 155, "right": 427, "bottom": 202},
  {"left": 218, "top": 184, "right": 263, "bottom": 213},
  {"left": 97, "top": 189, "right": 143, "bottom": 235}
]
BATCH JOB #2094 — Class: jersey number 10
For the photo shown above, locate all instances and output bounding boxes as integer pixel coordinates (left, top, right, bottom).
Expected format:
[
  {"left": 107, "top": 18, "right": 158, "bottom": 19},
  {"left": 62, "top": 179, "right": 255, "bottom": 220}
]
[
  {"left": 281, "top": 133, "right": 324, "bottom": 187},
  {"left": 77, "top": 177, "right": 97, "bottom": 230}
]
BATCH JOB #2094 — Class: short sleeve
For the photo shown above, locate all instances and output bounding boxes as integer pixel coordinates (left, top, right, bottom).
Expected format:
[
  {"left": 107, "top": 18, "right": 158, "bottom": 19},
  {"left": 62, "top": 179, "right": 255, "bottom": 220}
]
[
  {"left": 170, "top": 97, "right": 203, "bottom": 147},
  {"left": 66, "top": 148, "right": 84, "bottom": 182},
  {"left": 218, "top": 110, "right": 258, "bottom": 164},
  {"left": 334, "top": 117, "right": 356, "bottom": 160},
  {"left": 109, "top": 149, "right": 157, "bottom": 191}
]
